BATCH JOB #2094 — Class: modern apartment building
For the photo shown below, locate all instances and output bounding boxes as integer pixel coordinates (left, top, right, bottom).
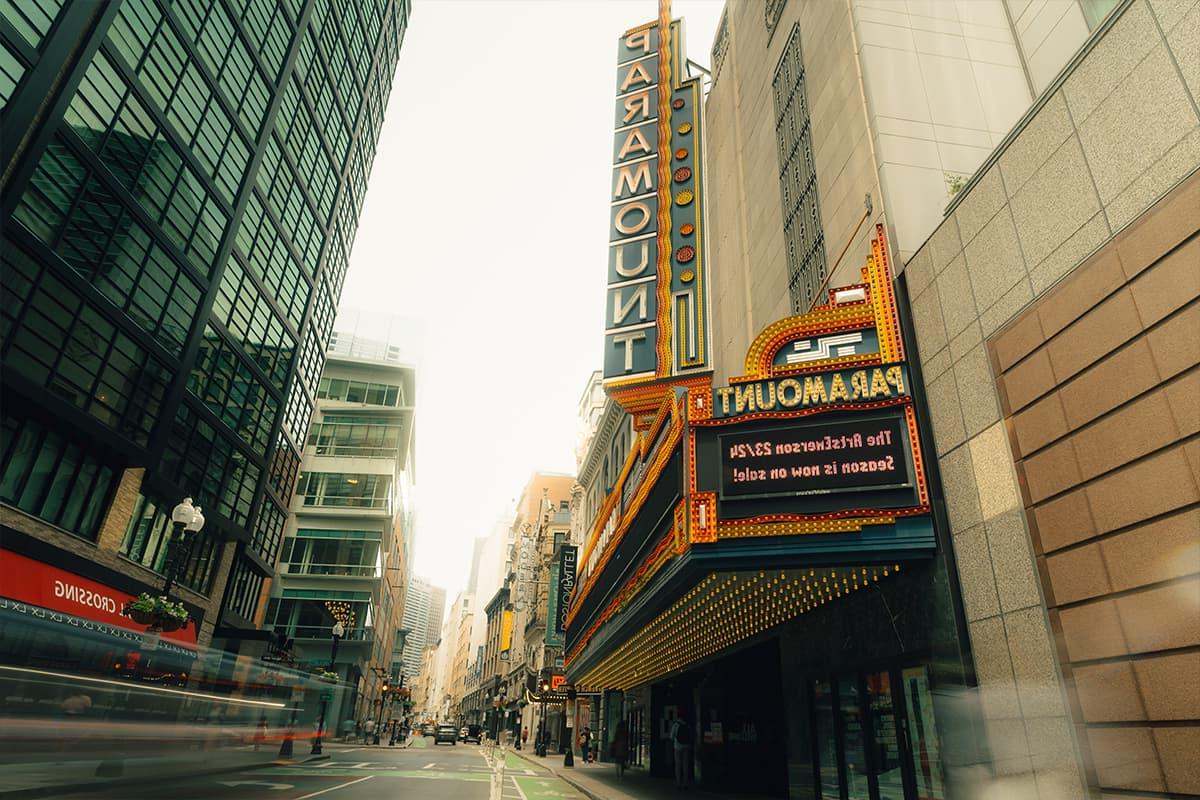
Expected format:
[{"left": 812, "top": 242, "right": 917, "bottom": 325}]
[
  {"left": 0, "top": 0, "right": 409, "bottom": 674},
  {"left": 265, "top": 330, "right": 415, "bottom": 733}
]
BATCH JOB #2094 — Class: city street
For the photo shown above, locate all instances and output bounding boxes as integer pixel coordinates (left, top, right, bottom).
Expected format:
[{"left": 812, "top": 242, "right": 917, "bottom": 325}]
[{"left": 46, "top": 740, "right": 586, "bottom": 800}]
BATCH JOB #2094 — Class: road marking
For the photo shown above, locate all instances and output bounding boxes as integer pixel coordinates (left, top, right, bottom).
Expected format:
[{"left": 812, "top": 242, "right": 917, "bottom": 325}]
[
  {"left": 315, "top": 760, "right": 340, "bottom": 767},
  {"left": 422, "top": 762, "right": 436, "bottom": 769},
  {"left": 293, "top": 775, "right": 374, "bottom": 799},
  {"left": 347, "top": 762, "right": 372, "bottom": 769},
  {"left": 511, "top": 775, "right": 531, "bottom": 800},
  {"left": 217, "top": 781, "right": 293, "bottom": 790}
]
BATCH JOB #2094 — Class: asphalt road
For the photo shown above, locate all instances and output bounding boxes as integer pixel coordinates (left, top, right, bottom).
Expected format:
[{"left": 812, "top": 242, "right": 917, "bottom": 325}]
[{"left": 51, "top": 737, "right": 586, "bottom": 800}]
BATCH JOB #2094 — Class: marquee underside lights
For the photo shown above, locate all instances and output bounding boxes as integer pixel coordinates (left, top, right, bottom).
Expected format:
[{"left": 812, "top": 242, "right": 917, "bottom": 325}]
[{"left": 572, "top": 566, "right": 903, "bottom": 692}]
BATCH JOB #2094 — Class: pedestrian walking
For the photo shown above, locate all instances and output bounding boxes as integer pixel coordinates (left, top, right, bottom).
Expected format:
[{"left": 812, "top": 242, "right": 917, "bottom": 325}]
[
  {"left": 254, "top": 713, "right": 268, "bottom": 750},
  {"left": 579, "top": 725, "right": 592, "bottom": 764},
  {"left": 670, "top": 714, "right": 693, "bottom": 789},
  {"left": 363, "top": 717, "right": 375, "bottom": 744},
  {"left": 609, "top": 720, "right": 629, "bottom": 780}
]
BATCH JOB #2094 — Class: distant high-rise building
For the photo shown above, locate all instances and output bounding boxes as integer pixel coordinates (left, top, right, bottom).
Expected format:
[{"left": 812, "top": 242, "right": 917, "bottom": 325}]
[
  {"left": 0, "top": 0, "right": 411, "bottom": 668},
  {"left": 400, "top": 576, "right": 444, "bottom": 682}
]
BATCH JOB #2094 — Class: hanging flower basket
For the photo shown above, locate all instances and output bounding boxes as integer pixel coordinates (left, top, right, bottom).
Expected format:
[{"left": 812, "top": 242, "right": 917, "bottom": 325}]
[
  {"left": 123, "top": 593, "right": 189, "bottom": 631},
  {"left": 319, "top": 671, "right": 339, "bottom": 683},
  {"left": 126, "top": 607, "right": 158, "bottom": 626}
]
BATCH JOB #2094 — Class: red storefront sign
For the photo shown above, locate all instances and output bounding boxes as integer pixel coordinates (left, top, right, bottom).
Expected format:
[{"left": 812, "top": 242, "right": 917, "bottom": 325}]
[{"left": 0, "top": 549, "right": 198, "bottom": 647}]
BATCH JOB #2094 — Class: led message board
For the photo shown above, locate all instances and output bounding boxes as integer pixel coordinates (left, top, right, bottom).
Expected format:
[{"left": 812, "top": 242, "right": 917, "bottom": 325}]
[{"left": 720, "top": 416, "right": 910, "bottom": 499}]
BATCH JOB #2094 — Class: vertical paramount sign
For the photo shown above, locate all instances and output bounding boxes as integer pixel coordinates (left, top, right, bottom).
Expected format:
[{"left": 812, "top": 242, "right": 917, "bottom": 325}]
[{"left": 605, "top": 7, "right": 709, "bottom": 385}]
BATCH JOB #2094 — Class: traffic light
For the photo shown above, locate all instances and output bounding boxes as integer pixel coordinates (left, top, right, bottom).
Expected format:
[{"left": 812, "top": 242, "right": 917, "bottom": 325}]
[
  {"left": 540, "top": 679, "right": 550, "bottom": 693},
  {"left": 382, "top": 679, "right": 389, "bottom": 693}
]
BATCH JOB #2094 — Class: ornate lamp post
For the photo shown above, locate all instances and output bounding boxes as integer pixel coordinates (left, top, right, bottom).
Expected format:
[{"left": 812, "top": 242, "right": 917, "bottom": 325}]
[
  {"left": 162, "top": 498, "right": 205, "bottom": 597},
  {"left": 311, "top": 621, "right": 344, "bottom": 755}
]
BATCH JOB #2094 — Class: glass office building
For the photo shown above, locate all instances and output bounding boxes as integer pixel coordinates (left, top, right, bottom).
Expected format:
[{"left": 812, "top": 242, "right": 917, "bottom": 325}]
[{"left": 0, "top": 0, "right": 409, "bottom": 653}]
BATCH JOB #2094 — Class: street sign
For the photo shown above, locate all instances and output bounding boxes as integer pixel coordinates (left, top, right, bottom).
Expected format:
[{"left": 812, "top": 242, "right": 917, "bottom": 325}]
[{"left": 320, "top": 690, "right": 333, "bottom": 702}]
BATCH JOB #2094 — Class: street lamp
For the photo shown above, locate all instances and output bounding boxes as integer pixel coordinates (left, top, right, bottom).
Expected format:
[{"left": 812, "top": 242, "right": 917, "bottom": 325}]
[
  {"left": 537, "top": 678, "right": 551, "bottom": 757},
  {"left": 162, "top": 498, "right": 205, "bottom": 597},
  {"left": 310, "top": 621, "right": 345, "bottom": 755}
]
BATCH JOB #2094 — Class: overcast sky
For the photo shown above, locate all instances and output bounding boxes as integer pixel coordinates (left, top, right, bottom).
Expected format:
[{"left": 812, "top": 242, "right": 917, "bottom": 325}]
[{"left": 336, "top": 1, "right": 725, "bottom": 597}]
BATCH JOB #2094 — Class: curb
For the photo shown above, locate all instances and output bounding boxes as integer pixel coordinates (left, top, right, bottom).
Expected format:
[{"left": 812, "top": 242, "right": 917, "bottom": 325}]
[{"left": 0, "top": 759, "right": 278, "bottom": 800}]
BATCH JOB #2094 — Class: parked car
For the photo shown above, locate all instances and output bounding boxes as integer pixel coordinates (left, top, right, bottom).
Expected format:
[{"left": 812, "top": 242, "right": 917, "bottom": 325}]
[
  {"left": 461, "top": 724, "right": 483, "bottom": 743},
  {"left": 433, "top": 724, "right": 458, "bottom": 745}
]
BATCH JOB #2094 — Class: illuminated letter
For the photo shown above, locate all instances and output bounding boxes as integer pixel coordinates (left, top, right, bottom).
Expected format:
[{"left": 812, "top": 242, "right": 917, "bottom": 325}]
[
  {"left": 829, "top": 373, "right": 850, "bottom": 402},
  {"left": 716, "top": 387, "right": 734, "bottom": 415},
  {"left": 754, "top": 382, "right": 777, "bottom": 411},
  {"left": 614, "top": 201, "right": 651, "bottom": 235},
  {"left": 625, "top": 28, "right": 652, "bottom": 54},
  {"left": 885, "top": 366, "right": 905, "bottom": 394},
  {"left": 613, "top": 161, "right": 653, "bottom": 198},
  {"left": 802, "top": 376, "right": 827, "bottom": 406},
  {"left": 612, "top": 330, "right": 647, "bottom": 371},
  {"left": 613, "top": 239, "right": 650, "bottom": 277},
  {"left": 778, "top": 379, "right": 802, "bottom": 407},
  {"left": 623, "top": 91, "right": 651, "bottom": 124},
  {"left": 617, "top": 127, "right": 653, "bottom": 160},
  {"left": 870, "top": 368, "right": 891, "bottom": 397},
  {"left": 850, "top": 370, "right": 868, "bottom": 400},
  {"left": 612, "top": 284, "right": 649, "bottom": 325},
  {"left": 620, "top": 61, "right": 654, "bottom": 92},
  {"left": 734, "top": 384, "right": 756, "bottom": 415}
]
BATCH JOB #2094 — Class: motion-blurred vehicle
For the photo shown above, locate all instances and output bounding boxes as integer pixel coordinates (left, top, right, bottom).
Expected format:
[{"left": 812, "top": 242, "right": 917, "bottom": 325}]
[
  {"left": 461, "top": 724, "right": 483, "bottom": 743},
  {"left": 433, "top": 724, "right": 458, "bottom": 745}
]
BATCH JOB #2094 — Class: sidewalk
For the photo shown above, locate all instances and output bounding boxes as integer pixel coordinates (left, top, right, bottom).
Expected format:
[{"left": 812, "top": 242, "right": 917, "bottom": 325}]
[{"left": 508, "top": 749, "right": 769, "bottom": 800}]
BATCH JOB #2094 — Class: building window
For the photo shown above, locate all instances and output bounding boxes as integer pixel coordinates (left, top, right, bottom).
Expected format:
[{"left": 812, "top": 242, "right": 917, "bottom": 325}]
[
  {"left": 0, "top": 410, "right": 117, "bottom": 541},
  {"left": 223, "top": 558, "right": 264, "bottom": 621},
  {"left": 772, "top": 25, "right": 827, "bottom": 315},
  {"left": 279, "top": 535, "right": 381, "bottom": 576},
  {"left": 296, "top": 471, "right": 391, "bottom": 510},
  {"left": 307, "top": 418, "right": 401, "bottom": 458},
  {"left": 765, "top": 0, "right": 788, "bottom": 41},
  {"left": 119, "top": 491, "right": 219, "bottom": 594},
  {"left": 266, "top": 594, "right": 373, "bottom": 640},
  {"left": 316, "top": 376, "right": 402, "bottom": 406}
]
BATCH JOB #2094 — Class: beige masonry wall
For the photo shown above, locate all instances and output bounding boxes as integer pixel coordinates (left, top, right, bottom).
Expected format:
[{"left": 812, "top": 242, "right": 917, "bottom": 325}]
[
  {"left": 898, "top": 1, "right": 1199, "bottom": 797},
  {"left": 705, "top": 0, "right": 884, "bottom": 385}
]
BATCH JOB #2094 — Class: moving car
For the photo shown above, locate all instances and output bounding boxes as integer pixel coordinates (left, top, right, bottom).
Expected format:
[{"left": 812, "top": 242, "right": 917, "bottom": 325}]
[
  {"left": 421, "top": 723, "right": 436, "bottom": 737},
  {"left": 433, "top": 724, "right": 458, "bottom": 745},
  {"left": 461, "top": 724, "right": 483, "bottom": 743}
]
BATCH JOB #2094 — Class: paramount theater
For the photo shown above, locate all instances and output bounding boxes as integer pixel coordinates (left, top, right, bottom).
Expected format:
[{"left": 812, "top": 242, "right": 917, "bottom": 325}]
[{"left": 568, "top": 1, "right": 1199, "bottom": 799}]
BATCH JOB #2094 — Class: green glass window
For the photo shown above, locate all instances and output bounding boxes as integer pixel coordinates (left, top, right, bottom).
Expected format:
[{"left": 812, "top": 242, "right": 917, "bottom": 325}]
[
  {"left": 0, "top": 410, "right": 118, "bottom": 540},
  {"left": 0, "top": 0, "right": 65, "bottom": 51}
]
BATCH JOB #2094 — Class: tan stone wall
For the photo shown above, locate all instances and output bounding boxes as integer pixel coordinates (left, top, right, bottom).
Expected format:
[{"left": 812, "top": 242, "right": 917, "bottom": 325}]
[
  {"left": 990, "top": 172, "right": 1200, "bottom": 796},
  {"left": 704, "top": 0, "right": 883, "bottom": 384},
  {"left": 899, "top": 2, "right": 1199, "bottom": 797}
]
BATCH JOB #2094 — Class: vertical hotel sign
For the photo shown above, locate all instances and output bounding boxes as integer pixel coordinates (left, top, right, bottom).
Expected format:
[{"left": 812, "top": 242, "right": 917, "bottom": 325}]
[{"left": 605, "top": 8, "right": 709, "bottom": 385}]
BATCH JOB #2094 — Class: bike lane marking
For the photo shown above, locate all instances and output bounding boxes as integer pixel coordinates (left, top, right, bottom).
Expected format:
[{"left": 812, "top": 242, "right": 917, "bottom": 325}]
[
  {"left": 293, "top": 776, "right": 373, "bottom": 799},
  {"left": 511, "top": 774, "right": 583, "bottom": 800}
]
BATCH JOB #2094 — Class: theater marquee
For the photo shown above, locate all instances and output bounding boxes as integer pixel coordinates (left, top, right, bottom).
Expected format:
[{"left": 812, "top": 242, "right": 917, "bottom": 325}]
[{"left": 567, "top": 225, "right": 936, "bottom": 689}]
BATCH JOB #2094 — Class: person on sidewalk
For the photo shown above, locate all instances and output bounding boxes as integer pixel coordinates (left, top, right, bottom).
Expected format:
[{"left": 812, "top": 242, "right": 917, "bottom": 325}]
[
  {"left": 610, "top": 720, "right": 629, "bottom": 780},
  {"left": 579, "top": 725, "right": 591, "bottom": 764},
  {"left": 363, "top": 717, "right": 375, "bottom": 744},
  {"left": 670, "top": 714, "right": 693, "bottom": 789}
]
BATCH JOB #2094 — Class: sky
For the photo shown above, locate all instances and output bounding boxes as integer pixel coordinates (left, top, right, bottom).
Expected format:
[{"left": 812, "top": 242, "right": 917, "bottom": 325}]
[{"left": 336, "top": 1, "right": 725, "bottom": 597}]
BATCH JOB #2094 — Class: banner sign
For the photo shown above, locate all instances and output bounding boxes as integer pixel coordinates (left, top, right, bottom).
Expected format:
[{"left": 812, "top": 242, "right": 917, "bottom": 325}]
[
  {"left": 720, "top": 416, "right": 911, "bottom": 499},
  {"left": 546, "top": 563, "right": 562, "bottom": 648},
  {"left": 0, "top": 548, "right": 198, "bottom": 647},
  {"left": 556, "top": 545, "right": 577, "bottom": 635}
]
